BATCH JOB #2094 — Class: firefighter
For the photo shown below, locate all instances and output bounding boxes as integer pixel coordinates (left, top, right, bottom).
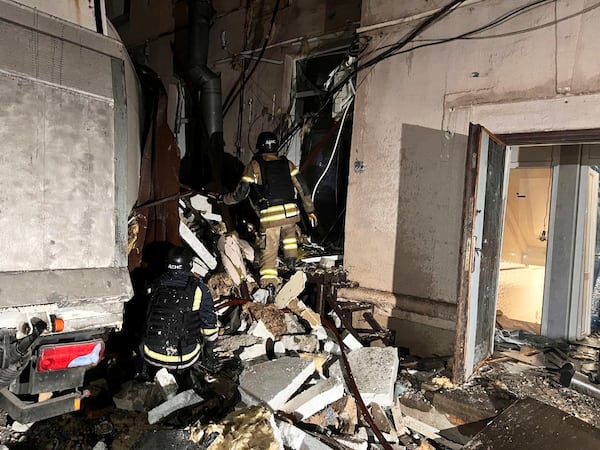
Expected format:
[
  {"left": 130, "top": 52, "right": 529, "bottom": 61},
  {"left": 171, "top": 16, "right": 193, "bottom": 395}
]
[
  {"left": 142, "top": 245, "right": 220, "bottom": 372},
  {"left": 219, "top": 131, "right": 318, "bottom": 295}
]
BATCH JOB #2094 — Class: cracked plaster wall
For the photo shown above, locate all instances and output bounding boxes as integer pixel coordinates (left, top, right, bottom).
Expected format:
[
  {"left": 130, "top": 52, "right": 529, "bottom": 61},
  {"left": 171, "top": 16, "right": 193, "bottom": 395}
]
[{"left": 346, "top": 0, "right": 600, "bottom": 307}]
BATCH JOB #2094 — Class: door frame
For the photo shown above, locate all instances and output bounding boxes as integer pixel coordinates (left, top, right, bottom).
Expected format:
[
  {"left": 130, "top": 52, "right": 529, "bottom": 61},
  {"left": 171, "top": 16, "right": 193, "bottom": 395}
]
[{"left": 453, "top": 127, "right": 600, "bottom": 384}]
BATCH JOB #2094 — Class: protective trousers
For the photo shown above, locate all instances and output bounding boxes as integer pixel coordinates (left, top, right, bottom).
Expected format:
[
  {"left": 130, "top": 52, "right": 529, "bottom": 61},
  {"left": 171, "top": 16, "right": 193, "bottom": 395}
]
[{"left": 259, "top": 223, "right": 297, "bottom": 287}]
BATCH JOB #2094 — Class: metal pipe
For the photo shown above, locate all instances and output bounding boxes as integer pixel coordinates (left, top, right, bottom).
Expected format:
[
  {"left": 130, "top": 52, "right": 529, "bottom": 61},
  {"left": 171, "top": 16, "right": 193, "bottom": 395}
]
[
  {"left": 322, "top": 317, "right": 393, "bottom": 450},
  {"left": 188, "top": 0, "right": 224, "bottom": 140},
  {"left": 559, "top": 363, "right": 600, "bottom": 400},
  {"left": 187, "top": 0, "right": 233, "bottom": 230}
]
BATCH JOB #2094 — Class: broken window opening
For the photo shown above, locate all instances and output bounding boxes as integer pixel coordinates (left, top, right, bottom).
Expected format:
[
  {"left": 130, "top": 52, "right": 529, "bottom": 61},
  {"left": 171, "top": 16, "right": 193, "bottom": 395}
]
[{"left": 292, "top": 52, "right": 354, "bottom": 252}]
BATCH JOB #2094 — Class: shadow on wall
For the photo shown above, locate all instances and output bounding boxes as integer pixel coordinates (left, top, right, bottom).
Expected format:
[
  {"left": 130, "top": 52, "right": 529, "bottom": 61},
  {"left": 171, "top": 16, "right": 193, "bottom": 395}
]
[{"left": 387, "top": 124, "right": 468, "bottom": 356}]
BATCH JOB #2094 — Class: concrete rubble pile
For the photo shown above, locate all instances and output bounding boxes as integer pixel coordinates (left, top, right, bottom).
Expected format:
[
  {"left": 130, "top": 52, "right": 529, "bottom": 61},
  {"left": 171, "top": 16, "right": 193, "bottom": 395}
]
[
  {"left": 110, "top": 194, "right": 476, "bottom": 448},
  {"left": 188, "top": 269, "right": 412, "bottom": 450}
]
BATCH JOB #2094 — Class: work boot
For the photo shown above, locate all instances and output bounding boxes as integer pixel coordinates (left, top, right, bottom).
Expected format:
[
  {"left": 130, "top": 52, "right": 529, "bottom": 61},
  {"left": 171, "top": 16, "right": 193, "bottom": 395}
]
[
  {"left": 285, "top": 257, "right": 297, "bottom": 273},
  {"left": 266, "top": 283, "right": 276, "bottom": 304}
]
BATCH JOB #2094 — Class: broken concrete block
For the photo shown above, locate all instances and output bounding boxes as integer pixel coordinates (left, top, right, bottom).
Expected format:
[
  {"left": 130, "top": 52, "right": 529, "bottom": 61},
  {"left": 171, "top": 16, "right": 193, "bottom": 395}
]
[
  {"left": 253, "top": 288, "right": 270, "bottom": 304},
  {"left": 282, "top": 376, "right": 344, "bottom": 419},
  {"left": 284, "top": 312, "right": 306, "bottom": 334},
  {"left": 113, "top": 380, "right": 161, "bottom": 412},
  {"left": 280, "top": 334, "right": 319, "bottom": 353},
  {"left": 275, "top": 271, "right": 307, "bottom": 308},
  {"left": 92, "top": 442, "right": 108, "bottom": 450},
  {"left": 342, "top": 331, "right": 363, "bottom": 351},
  {"left": 11, "top": 421, "right": 33, "bottom": 433},
  {"left": 239, "top": 343, "right": 267, "bottom": 361},
  {"left": 239, "top": 356, "right": 315, "bottom": 410},
  {"left": 214, "top": 334, "right": 262, "bottom": 353},
  {"left": 189, "top": 194, "right": 222, "bottom": 221},
  {"left": 249, "top": 320, "right": 275, "bottom": 341},
  {"left": 155, "top": 368, "right": 178, "bottom": 400},
  {"left": 276, "top": 420, "right": 332, "bottom": 450},
  {"left": 274, "top": 341, "right": 286, "bottom": 354},
  {"left": 324, "top": 340, "right": 341, "bottom": 355},
  {"left": 147, "top": 389, "right": 204, "bottom": 425},
  {"left": 330, "top": 347, "right": 399, "bottom": 407},
  {"left": 311, "top": 324, "right": 328, "bottom": 341}
]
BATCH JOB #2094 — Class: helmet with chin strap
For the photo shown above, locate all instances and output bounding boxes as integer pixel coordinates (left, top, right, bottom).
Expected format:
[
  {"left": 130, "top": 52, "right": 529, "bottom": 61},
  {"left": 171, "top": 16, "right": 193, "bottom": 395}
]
[
  {"left": 256, "top": 131, "right": 279, "bottom": 153},
  {"left": 166, "top": 246, "right": 193, "bottom": 271}
]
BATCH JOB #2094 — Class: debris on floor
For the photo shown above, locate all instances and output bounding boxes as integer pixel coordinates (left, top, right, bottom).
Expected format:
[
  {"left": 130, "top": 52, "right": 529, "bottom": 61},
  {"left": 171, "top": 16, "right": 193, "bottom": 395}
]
[
  {"left": 463, "top": 397, "right": 600, "bottom": 449},
  {"left": 5, "top": 201, "right": 600, "bottom": 450}
]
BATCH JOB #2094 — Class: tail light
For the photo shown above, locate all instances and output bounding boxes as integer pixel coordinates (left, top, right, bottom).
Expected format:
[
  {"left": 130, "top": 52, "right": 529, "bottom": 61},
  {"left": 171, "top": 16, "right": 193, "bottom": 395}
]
[{"left": 37, "top": 340, "right": 104, "bottom": 372}]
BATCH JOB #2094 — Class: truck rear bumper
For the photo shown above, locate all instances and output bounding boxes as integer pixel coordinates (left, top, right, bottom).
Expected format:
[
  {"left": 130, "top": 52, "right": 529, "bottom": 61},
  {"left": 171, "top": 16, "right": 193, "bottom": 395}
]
[
  {"left": 0, "top": 267, "right": 132, "bottom": 332},
  {"left": 0, "top": 388, "right": 85, "bottom": 423}
]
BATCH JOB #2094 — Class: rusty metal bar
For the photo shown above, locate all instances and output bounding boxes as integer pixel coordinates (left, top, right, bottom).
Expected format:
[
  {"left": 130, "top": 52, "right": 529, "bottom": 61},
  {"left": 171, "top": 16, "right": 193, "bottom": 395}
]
[{"left": 322, "top": 317, "right": 393, "bottom": 450}]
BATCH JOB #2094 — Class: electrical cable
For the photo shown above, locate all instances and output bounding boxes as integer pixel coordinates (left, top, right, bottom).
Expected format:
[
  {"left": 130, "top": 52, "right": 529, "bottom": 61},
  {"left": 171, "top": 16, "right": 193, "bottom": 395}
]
[
  {"left": 311, "top": 97, "right": 353, "bottom": 202},
  {"left": 357, "top": 0, "right": 467, "bottom": 72},
  {"left": 223, "top": 0, "right": 281, "bottom": 115},
  {"left": 277, "top": 0, "right": 572, "bottom": 147},
  {"left": 277, "top": 0, "right": 467, "bottom": 150},
  {"left": 461, "top": 0, "right": 600, "bottom": 40},
  {"left": 235, "top": 0, "right": 253, "bottom": 157}
]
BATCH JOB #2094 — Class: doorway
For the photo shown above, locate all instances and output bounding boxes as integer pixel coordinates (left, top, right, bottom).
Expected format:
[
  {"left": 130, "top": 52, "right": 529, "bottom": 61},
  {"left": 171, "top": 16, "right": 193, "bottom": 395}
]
[
  {"left": 454, "top": 125, "right": 600, "bottom": 383},
  {"left": 496, "top": 167, "right": 552, "bottom": 334}
]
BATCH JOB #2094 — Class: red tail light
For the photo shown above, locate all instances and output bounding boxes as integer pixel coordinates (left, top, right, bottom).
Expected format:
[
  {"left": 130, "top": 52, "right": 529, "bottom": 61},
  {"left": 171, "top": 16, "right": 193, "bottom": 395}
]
[{"left": 37, "top": 340, "right": 104, "bottom": 372}]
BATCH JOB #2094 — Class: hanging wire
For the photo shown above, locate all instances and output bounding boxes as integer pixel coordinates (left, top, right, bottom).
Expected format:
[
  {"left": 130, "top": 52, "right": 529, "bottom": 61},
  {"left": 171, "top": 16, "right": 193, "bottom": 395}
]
[
  {"left": 311, "top": 97, "right": 354, "bottom": 202},
  {"left": 540, "top": 150, "right": 554, "bottom": 241}
]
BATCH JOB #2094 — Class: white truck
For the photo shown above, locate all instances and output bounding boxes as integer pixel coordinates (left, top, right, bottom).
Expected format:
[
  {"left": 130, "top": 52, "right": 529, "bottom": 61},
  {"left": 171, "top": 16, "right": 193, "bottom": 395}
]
[{"left": 0, "top": 0, "right": 140, "bottom": 422}]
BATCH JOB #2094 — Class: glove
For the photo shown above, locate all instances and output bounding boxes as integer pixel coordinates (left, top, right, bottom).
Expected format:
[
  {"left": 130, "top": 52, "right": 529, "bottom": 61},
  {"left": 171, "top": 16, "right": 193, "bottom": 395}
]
[
  {"left": 202, "top": 339, "right": 222, "bottom": 373},
  {"left": 208, "top": 192, "right": 224, "bottom": 203},
  {"left": 308, "top": 213, "right": 318, "bottom": 228}
]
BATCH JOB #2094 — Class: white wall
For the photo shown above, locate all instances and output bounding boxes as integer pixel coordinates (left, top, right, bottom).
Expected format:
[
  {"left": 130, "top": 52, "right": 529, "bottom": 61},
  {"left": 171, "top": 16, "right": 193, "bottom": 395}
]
[{"left": 346, "top": 0, "right": 600, "bottom": 307}]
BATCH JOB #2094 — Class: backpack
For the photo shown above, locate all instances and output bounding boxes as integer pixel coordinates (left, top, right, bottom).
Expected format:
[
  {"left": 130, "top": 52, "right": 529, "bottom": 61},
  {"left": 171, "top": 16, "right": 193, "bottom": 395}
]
[
  {"left": 142, "top": 272, "right": 203, "bottom": 369},
  {"left": 252, "top": 155, "right": 296, "bottom": 209}
]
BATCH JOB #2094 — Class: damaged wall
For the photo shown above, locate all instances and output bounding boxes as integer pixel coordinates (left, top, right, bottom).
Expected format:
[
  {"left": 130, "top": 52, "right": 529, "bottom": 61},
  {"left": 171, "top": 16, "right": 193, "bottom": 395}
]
[
  {"left": 208, "top": 0, "right": 360, "bottom": 162},
  {"left": 344, "top": 0, "right": 600, "bottom": 354},
  {"left": 113, "top": 0, "right": 360, "bottom": 164}
]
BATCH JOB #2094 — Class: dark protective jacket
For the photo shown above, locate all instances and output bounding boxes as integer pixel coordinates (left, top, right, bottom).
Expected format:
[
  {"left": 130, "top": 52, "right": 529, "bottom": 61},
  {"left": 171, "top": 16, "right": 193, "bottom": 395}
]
[
  {"left": 142, "top": 270, "right": 217, "bottom": 369},
  {"left": 223, "top": 153, "right": 315, "bottom": 230}
]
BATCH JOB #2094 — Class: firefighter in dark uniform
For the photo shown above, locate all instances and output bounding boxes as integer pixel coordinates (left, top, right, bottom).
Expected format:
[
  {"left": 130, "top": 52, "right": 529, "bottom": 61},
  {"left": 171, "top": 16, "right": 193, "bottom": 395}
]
[
  {"left": 142, "top": 246, "right": 220, "bottom": 372},
  {"left": 221, "top": 131, "right": 317, "bottom": 291}
]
